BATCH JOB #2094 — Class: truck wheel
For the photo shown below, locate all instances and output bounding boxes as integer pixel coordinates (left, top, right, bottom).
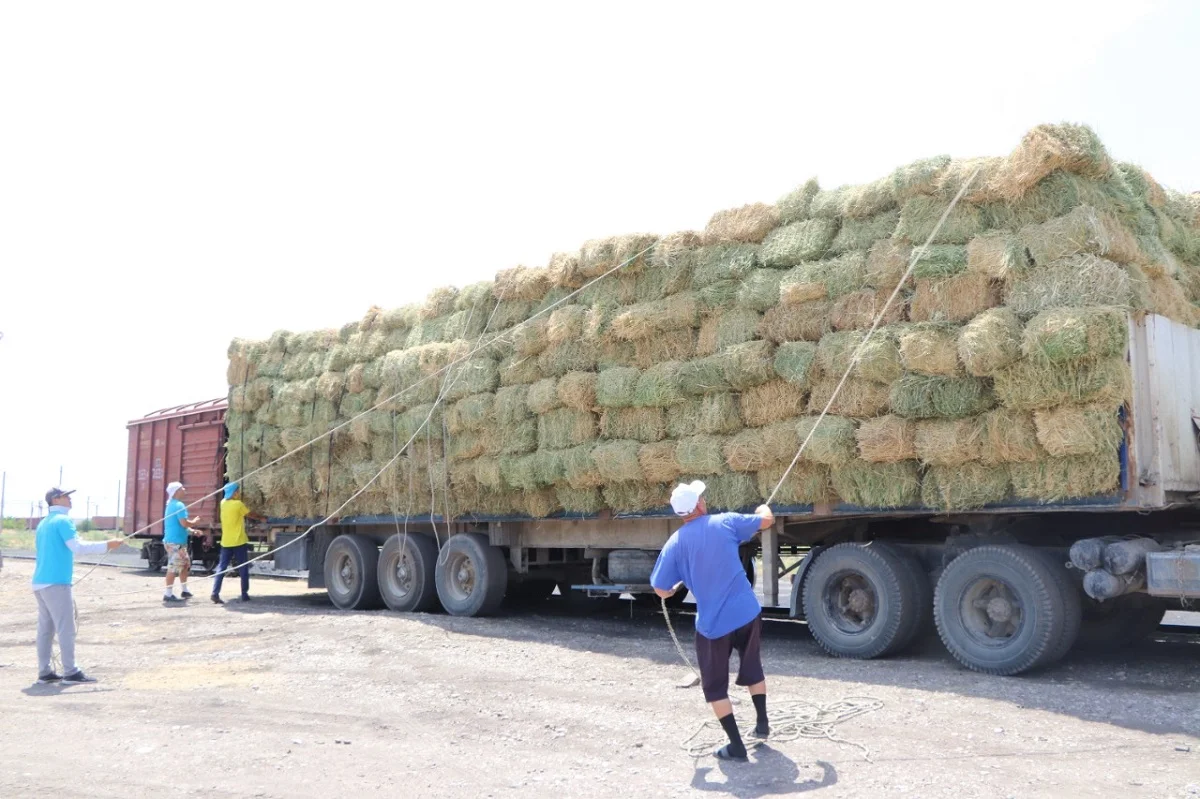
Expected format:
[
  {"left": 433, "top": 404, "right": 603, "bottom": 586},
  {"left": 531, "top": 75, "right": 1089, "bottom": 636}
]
[
  {"left": 873, "top": 543, "right": 933, "bottom": 655},
  {"left": 435, "top": 533, "right": 507, "bottom": 617},
  {"left": 146, "top": 542, "right": 166, "bottom": 572},
  {"left": 802, "top": 543, "right": 917, "bottom": 660},
  {"left": 378, "top": 533, "right": 438, "bottom": 613},
  {"left": 1076, "top": 595, "right": 1165, "bottom": 651},
  {"left": 324, "top": 534, "right": 383, "bottom": 611},
  {"left": 1032, "top": 550, "right": 1082, "bottom": 665},
  {"left": 934, "top": 544, "right": 1069, "bottom": 675}
]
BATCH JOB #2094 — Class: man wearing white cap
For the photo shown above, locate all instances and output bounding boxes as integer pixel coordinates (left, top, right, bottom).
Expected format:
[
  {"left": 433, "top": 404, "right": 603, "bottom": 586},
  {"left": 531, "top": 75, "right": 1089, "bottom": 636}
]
[
  {"left": 162, "top": 482, "right": 201, "bottom": 604},
  {"left": 651, "top": 480, "right": 774, "bottom": 762}
]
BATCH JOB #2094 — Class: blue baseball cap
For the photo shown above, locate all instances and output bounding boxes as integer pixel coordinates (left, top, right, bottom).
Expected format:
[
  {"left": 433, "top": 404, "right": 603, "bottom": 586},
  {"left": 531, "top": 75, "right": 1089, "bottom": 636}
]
[{"left": 223, "top": 482, "right": 240, "bottom": 500}]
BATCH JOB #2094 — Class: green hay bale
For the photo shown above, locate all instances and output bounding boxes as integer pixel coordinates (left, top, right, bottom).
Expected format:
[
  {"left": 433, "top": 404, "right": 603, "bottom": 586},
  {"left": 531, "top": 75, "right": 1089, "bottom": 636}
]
[
  {"left": 538, "top": 408, "right": 597, "bottom": 450},
  {"left": 648, "top": 230, "right": 704, "bottom": 269},
  {"left": 491, "top": 299, "right": 537, "bottom": 331},
  {"left": 856, "top": 415, "right": 917, "bottom": 463},
  {"left": 992, "top": 357, "right": 1131, "bottom": 411},
  {"left": 610, "top": 292, "right": 699, "bottom": 340},
  {"left": 547, "top": 305, "right": 587, "bottom": 344},
  {"left": 697, "top": 308, "right": 761, "bottom": 357},
  {"left": 780, "top": 252, "right": 868, "bottom": 302},
  {"left": 493, "top": 265, "right": 551, "bottom": 302},
  {"left": 760, "top": 301, "right": 831, "bottom": 343},
  {"left": 420, "top": 286, "right": 459, "bottom": 319},
  {"left": 678, "top": 356, "right": 730, "bottom": 396},
  {"left": 980, "top": 409, "right": 1043, "bottom": 464},
  {"left": 686, "top": 393, "right": 737, "bottom": 436},
  {"left": 396, "top": 404, "right": 442, "bottom": 445},
  {"left": 774, "top": 341, "right": 818, "bottom": 389},
  {"left": 634, "top": 361, "right": 686, "bottom": 407},
  {"left": 829, "top": 209, "right": 900, "bottom": 254},
  {"left": 596, "top": 366, "right": 641, "bottom": 408},
  {"left": 896, "top": 195, "right": 985, "bottom": 245},
  {"left": 448, "top": 393, "right": 494, "bottom": 434},
  {"left": 738, "top": 269, "right": 786, "bottom": 312},
  {"left": 665, "top": 400, "right": 698, "bottom": 439},
  {"left": 634, "top": 260, "right": 693, "bottom": 303},
  {"left": 1033, "top": 403, "right": 1123, "bottom": 457},
  {"left": 1009, "top": 455, "right": 1119, "bottom": 502},
  {"left": 698, "top": 280, "right": 742, "bottom": 311},
  {"left": 597, "top": 339, "right": 636, "bottom": 370},
  {"left": 577, "top": 273, "right": 634, "bottom": 307},
  {"left": 639, "top": 441, "right": 682, "bottom": 484},
  {"left": 499, "top": 454, "right": 542, "bottom": 491},
  {"left": 723, "top": 429, "right": 774, "bottom": 472},
  {"left": 915, "top": 417, "right": 984, "bottom": 466},
  {"left": 833, "top": 461, "right": 921, "bottom": 508},
  {"left": 912, "top": 244, "right": 969, "bottom": 279},
  {"left": 676, "top": 435, "right": 727, "bottom": 475},
  {"left": 958, "top": 308, "right": 1021, "bottom": 377},
  {"left": 532, "top": 448, "right": 567, "bottom": 485},
  {"left": 493, "top": 385, "right": 530, "bottom": 426},
  {"left": 454, "top": 281, "right": 494, "bottom": 314},
  {"left": 778, "top": 178, "right": 820, "bottom": 224},
  {"left": 899, "top": 323, "right": 962, "bottom": 376},
  {"left": 1020, "top": 205, "right": 1142, "bottom": 268},
  {"left": 815, "top": 330, "right": 903, "bottom": 384},
  {"left": 865, "top": 239, "right": 912, "bottom": 292},
  {"left": 603, "top": 482, "right": 670, "bottom": 514},
  {"left": 632, "top": 328, "right": 697, "bottom": 369},
  {"left": 557, "top": 371, "right": 598, "bottom": 411},
  {"left": 693, "top": 244, "right": 759, "bottom": 287},
  {"left": 601, "top": 407, "right": 666, "bottom": 443},
  {"left": 561, "top": 445, "right": 603, "bottom": 489},
  {"left": 890, "top": 374, "right": 995, "bottom": 419},
  {"left": 756, "top": 463, "right": 830, "bottom": 506},
  {"left": 703, "top": 473, "right": 759, "bottom": 512},
  {"left": 556, "top": 485, "right": 605, "bottom": 515},
  {"left": 499, "top": 354, "right": 542, "bottom": 387},
  {"left": 526, "top": 377, "right": 561, "bottom": 415},
  {"left": 718, "top": 340, "right": 776, "bottom": 390},
  {"left": 740, "top": 379, "right": 809, "bottom": 427},
  {"left": 889, "top": 155, "right": 952, "bottom": 201},
  {"left": 760, "top": 219, "right": 840, "bottom": 267},
  {"left": 807, "top": 376, "right": 892, "bottom": 417},
  {"left": 921, "top": 463, "right": 1011, "bottom": 510},
  {"left": 447, "top": 428, "right": 492, "bottom": 462},
  {"left": 966, "top": 232, "right": 1027, "bottom": 281},
  {"left": 1005, "top": 254, "right": 1136, "bottom": 319},
  {"left": 593, "top": 440, "right": 643, "bottom": 483},
  {"left": 1021, "top": 307, "right": 1127, "bottom": 365},
  {"left": 444, "top": 357, "right": 500, "bottom": 401},
  {"left": 511, "top": 317, "right": 551, "bottom": 357},
  {"left": 795, "top": 416, "right": 858, "bottom": 466},
  {"left": 537, "top": 340, "right": 599, "bottom": 377},
  {"left": 994, "top": 123, "right": 1112, "bottom": 202},
  {"left": 497, "top": 417, "right": 538, "bottom": 455},
  {"left": 808, "top": 187, "right": 847, "bottom": 219}
]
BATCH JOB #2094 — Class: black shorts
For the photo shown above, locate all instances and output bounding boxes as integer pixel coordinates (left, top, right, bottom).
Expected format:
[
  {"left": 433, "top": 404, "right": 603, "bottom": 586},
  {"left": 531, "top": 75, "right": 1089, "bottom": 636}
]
[{"left": 695, "top": 614, "right": 765, "bottom": 703}]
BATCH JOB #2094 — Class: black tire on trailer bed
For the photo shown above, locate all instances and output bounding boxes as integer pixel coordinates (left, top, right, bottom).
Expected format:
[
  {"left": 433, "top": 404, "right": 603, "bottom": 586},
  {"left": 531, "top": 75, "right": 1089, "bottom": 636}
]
[
  {"left": 378, "top": 533, "right": 439, "bottom": 613},
  {"left": 872, "top": 542, "right": 933, "bottom": 655},
  {"left": 801, "top": 542, "right": 918, "bottom": 660},
  {"left": 324, "top": 534, "right": 383, "bottom": 611},
  {"left": 146, "top": 542, "right": 166, "bottom": 572},
  {"left": 933, "top": 544, "right": 1070, "bottom": 676},
  {"left": 1030, "top": 549, "right": 1082, "bottom": 666},
  {"left": 1076, "top": 595, "right": 1166, "bottom": 652},
  {"left": 435, "top": 533, "right": 507, "bottom": 617}
]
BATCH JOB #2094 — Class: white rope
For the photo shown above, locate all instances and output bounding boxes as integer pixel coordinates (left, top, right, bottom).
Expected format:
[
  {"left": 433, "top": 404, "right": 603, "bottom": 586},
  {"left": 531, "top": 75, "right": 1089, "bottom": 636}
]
[{"left": 681, "top": 697, "right": 884, "bottom": 760}]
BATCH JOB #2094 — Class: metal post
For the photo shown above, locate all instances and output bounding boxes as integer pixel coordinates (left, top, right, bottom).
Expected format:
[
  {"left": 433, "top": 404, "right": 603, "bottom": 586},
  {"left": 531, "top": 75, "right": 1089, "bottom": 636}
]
[
  {"left": 59, "top": 466, "right": 63, "bottom": 487},
  {"left": 0, "top": 472, "right": 6, "bottom": 531},
  {"left": 116, "top": 480, "right": 122, "bottom": 528},
  {"left": 762, "top": 519, "right": 781, "bottom": 607}
]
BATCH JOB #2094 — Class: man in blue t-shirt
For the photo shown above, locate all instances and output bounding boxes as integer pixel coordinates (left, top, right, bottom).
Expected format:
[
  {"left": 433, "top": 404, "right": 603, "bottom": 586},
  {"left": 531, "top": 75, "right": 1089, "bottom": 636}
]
[
  {"left": 162, "top": 481, "right": 201, "bottom": 604},
  {"left": 651, "top": 480, "right": 774, "bottom": 762}
]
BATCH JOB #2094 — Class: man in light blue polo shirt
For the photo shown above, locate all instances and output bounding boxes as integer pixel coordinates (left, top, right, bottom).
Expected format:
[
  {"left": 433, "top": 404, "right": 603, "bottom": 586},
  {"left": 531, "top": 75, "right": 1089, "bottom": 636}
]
[
  {"left": 33, "top": 487, "right": 123, "bottom": 684},
  {"left": 162, "top": 481, "right": 201, "bottom": 604},
  {"left": 651, "top": 480, "right": 774, "bottom": 762}
]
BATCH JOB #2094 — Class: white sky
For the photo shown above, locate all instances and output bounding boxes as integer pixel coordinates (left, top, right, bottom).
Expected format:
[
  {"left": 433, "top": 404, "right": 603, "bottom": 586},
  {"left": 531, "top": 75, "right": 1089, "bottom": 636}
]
[{"left": 1, "top": 0, "right": 1196, "bottom": 518}]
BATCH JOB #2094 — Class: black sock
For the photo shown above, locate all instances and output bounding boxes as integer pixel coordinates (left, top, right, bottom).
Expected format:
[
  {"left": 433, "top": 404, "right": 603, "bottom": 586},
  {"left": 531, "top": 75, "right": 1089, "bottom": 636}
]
[
  {"left": 752, "top": 694, "right": 768, "bottom": 729},
  {"left": 718, "top": 713, "right": 746, "bottom": 755}
]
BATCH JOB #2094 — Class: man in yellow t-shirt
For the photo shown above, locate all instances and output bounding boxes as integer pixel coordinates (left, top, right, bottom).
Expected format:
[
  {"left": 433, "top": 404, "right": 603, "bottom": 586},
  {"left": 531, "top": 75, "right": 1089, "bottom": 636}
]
[{"left": 211, "top": 482, "right": 263, "bottom": 604}]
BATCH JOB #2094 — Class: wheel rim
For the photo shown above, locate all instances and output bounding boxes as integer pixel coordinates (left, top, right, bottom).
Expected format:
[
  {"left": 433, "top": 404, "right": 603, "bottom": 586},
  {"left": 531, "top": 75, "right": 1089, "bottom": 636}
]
[
  {"left": 445, "top": 551, "right": 477, "bottom": 603},
  {"left": 823, "top": 569, "right": 878, "bottom": 634},
  {"left": 959, "top": 576, "right": 1024, "bottom": 646},
  {"left": 383, "top": 547, "right": 416, "bottom": 599},
  {"left": 332, "top": 551, "right": 357, "bottom": 596}
]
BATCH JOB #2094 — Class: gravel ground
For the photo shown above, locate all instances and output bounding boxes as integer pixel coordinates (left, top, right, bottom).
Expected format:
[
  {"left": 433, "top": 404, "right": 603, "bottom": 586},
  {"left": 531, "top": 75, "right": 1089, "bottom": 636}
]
[{"left": 0, "top": 559, "right": 1197, "bottom": 799}]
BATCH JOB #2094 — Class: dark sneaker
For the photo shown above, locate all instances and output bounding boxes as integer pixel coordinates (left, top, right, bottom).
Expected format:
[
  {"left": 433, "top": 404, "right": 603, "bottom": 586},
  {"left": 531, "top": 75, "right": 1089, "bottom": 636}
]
[
  {"left": 211, "top": 595, "right": 224, "bottom": 605},
  {"left": 163, "top": 595, "right": 184, "bottom": 605},
  {"left": 181, "top": 591, "right": 194, "bottom": 599},
  {"left": 240, "top": 594, "right": 252, "bottom": 602},
  {"left": 37, "top": 672, "right": 62, "bottom": 684},
  {"left": 714, "top": 744, "right": 748, "bottom": 761},
  {"left": 62, "top": 671, "right": 97, "bottom": 684}
]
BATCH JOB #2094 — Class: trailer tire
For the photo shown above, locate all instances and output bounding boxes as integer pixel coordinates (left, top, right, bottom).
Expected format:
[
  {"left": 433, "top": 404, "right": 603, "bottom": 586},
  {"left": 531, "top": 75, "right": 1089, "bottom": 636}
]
[
  {"left": 1031, "top": 550, "right": 1082, "bottom": 665},
  {"left": 146, "top": 542, "right": 166, "bottom": 572},
  {"left": 435, "top": 533, "right": 507, "bottom": 617},
  {"left": 934, "top": 544, "right": 1067, "bottom": 675},
  {"left": 378, "top": 533, "right": 439, "bottom": 613},
  {"left": 873, "top": 543, "right": 932, "bottom": 655},
  {"left": 1076, "top": 595, "right": 1165, "bottom": 652},
  {"left": 802, "top": 543, "right": 916, "bottom": 660},
  {"left": 324, "top": 534, "right": 383, "bottom": 611}
]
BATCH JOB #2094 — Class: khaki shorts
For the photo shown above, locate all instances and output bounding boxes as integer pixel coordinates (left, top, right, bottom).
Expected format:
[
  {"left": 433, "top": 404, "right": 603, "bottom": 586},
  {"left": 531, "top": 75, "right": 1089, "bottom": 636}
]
[{"left": 165, "top": 543, "right": 192, "bottom": 575}]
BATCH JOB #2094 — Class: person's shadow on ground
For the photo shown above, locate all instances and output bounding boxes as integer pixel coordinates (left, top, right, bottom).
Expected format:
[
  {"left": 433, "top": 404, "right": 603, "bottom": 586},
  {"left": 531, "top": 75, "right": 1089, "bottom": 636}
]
[{"left": 691, "top": 746, "right": 837, "bottom": 797}]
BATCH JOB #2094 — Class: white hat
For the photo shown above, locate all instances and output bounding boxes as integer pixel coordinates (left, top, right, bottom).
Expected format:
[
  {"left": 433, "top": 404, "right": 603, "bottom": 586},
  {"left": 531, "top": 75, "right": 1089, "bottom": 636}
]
[
  {"left": 166, "top": 481, "right": 184, "bottom": 498},
  {"left": 670, "top": 480, "right": 706, "bottom": 517}
]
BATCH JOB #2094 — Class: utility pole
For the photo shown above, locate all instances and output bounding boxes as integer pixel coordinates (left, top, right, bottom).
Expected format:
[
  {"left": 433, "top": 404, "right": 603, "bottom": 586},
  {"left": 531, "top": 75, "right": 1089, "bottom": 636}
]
[
  {"left": 1, "top": 472, "right": 6, "bottom": 532},
  {"left": 59, "top": 466, "right": 63, "bottom": 487}
]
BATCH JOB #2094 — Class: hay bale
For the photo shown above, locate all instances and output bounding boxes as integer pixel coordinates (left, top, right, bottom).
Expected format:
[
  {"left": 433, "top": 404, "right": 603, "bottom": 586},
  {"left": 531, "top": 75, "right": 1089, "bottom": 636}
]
[
  {"left": 912, "top": 244, "right": 969, "bottom": 280},
  {"left": 632, "top": 328, "right": 697, "bottom": 368},
  {"left": 890, "top": 374, "right": 995, "bottom": 419},
  {"left": 832, "top": 461, "right": 921, "bottom": 508},
  {"left": 778, "top": 178, "right": 820, "bottom": 224},
  {"left": 774, "top": 341, "right": 818, "bottom": 389},
  {"left": 1021, "top": 307, "right": 1127, "bottom": 365},
  {"left": 889, "top": 155, "right": 952, "bottom": 201},
  {"left": 492, "top": 298, "right": 537, "bottom": 331},
  {"left": 420, "top": 286, "right": 459, "bottom": 319},
  {"left": 994, "top": 123, "right": 1111, "bottom": 202},
  {"left": 511, "top": 317, "right": 550, "bottom": 358},
  {"left": 698, "top": 393, "right": 742, "bottom": 435},
  {"left": 899, "top": 323, "right": 962, "bottom": 376},
  {"left": 676, "top": 435, "right": 728, "bottom": 475},
  {"left": 596, "top": 366, "right": 641, "bottom": 408},
  {"left": 698, "top": 279, "right": 743, "bottom": 311},
  {"left": 639, "top": 441, "right": 681, "bottom": 484},
  {"left": 522, "top": 488, "right": 561, "bottom": 518},
  {"left": 723, "top": 428, "right": 775, "bottom": 472},
  {"left": 557, "top": 371, "right": 598, "bottom": 411},
  {"left": 547, "top": 305, "right": 587, "bottom": 343},
  {"left": 738, "top": 269, "right": 787, "bottom": 312},
  {"left": 980, "top": 409, "right": 1043, "bottom": 464},
  {"left": 662, "top": 400, "right": 696, "bottom": 440},
  {"left": 992, "top": 356, "right": 1131, "bottom": 411},
  {"left": 693, "top": 244, "right": 758, "bottom": 288},
  {"left": 678, "top": 356, "right": 730, "bottom": 396},
  {"left": 696, "top": 308, "right": 761, "bottom": 356},
  {"left": 610, "top": 292, "right": 699, "bottom": 340},
  {"left": 703, "top": 473, "right": 758, "bottom": 512},
  {"left": 556, "top": 485, "right": 605, "bottom": 515},
  {"left": 561, "top": 445, "right": 603, "bottom": 489},
  {"left": 922, "top": 463, "right": 1011, "bottom": 510},
  {"left": 1004, "top": 254, "right": 1136, "bottom": 318},
  {"left": 498, "top": 354, "right": 542, "bottom": 387},
  {"left": 444, "top": 357, "right": 500, "bottom": 401},
  {"left": 896, "top": 195, "right": 985, "bottom": 245},
  {"left": 830, "top": 209, "right": 900, "bottom": 255},
  {"left": 1009, "top": 456, "right": 1119, "bottom": 502},
  {"left": 547, "top": 250, "right": 586, "bottom": 289},
  {"left": 702, "top": 204, "right": 780, "bottom": 245},
  {"left": 716, "top": 340, "right": 776, "bottom": 390},
  {"left": 831, "top": 288, "right": 906, "bottom": 331},
  {"left": 815, "top": 330, "right": 903, "bottom": 384},
  {"left": 448, "top": 393, "right": 495, "bottom": 434},
  {"left": 593, "top": 440, "right": 643, "bottom": 483},
  {"left": 497, "top": 417, "right": 538, "bottom": 455},
  {"left": 634, "top": 361, "right": 686, "bottom": 407},
  {"left": 603, "top": 482, "right": 669, "bottom": 514},
  {"left": 966, "top": 232, "right": 1027, "bottom": 281},
  {"left": 649, "top": 231, "right": 704, "bottom": 270},
  {"left": 499, "top": 454, "right": 542, "bottom": 491},
  {"left": 537, "top": 340, "right": 598, "bottom": 376},
  {"left": 1033, "top": 403, "right": 1123, "bottom": 457},
  {"left": 807, "top": 376, "right": 892, "bottom": 417},
  {"left": 856, "top": 415, "right": 917, "bottom": 463},
  {"left": 538, "top": 408, "right": 596, "bottom": 450},
  {"left": 1119, "top": 163, "right": 1168, "bottom": 209},
  {"left": 760, "top": 219, "right": 840, "bottom": 267},
  {"left": 1145, "top": 271, "right": 1200, "bottom": 326},
  {"left": 865, "top": 239, "right": 912, "bottom": 292},
  {"left": 740, "top": 380, "right": 808, "bottom": 427},
  {"left": 915, "top": 417, "right": 983, "bottom": 466},
  {"left": 760, "top": 301, "right": 832, "bottom": 343},
  {"left": 493, "top": 266, "right": 551, "bottom": 301},
  {"left": 526, "top": 377, "right": 561, "bottom": 415},
  {"left": 958, "top": 308, "right": 1021, "bottom": 377},
  {"left": 780, "top": 252, "right": 868, "bottom": 302},
  {"left": 531, "top": 448, "right": 567, "bottom": 485},
  {"left": 795, "top": 416, "right": 857, "bottom": 466},
  {"left": 1020, "top": 205, "right": 1141, "bottom": 268},
  {"left": 493, "top": 385, "right": 530, "bottom": 426},
  {"left": 909, "top": 272, "right": 1001, "bottom": 323},
  {"left": 601, "top": 407, "right": 665, "bottom": 443},
  {"left": 756, "top": 464, "right": 831, "bottom": 506}
]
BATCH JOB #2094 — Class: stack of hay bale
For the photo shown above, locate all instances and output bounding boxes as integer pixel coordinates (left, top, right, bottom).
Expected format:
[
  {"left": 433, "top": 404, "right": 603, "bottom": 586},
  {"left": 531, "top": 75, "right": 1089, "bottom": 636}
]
[{"left": 225, "top": 124, "right": 1200, "bottom": 520}]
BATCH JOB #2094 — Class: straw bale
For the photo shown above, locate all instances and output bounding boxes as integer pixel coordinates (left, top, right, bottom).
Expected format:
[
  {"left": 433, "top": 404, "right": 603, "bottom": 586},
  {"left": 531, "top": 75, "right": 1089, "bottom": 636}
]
[
  {"left": 830, "top": 209, "right": 900, "bottom": 255},
  {"left": 702, "top": 204, "right": 780, "bottom": 245},
  {"left": 761, "top": 219, "right": 840, "bottom": 267},
  {"left": 718, "top": 340, "right": 776, "bottom": 390},
  {"left": 724, "top": 429, "right": 775, "bottom": 472},
  {"left": 1009, "top": 455, "right": 1119, "bottom": 503},
  {"left": 448, "top": 393, "right": 495, "bottom": 434},
  {"left": 1145, "top": 272, "right": 1200, "bottom": 326},
  {"left": 774, "top": 341, "right": 818, "bottom": 390},
  {"left": 909, "top": 272, "right": 1001, "bottom": 324},
  {"left": 807, "top": 376, "right": 891, "bottom": 417},
  {"left": 896, "top": 195, "right": 985, "bottom": 245},
  {"left": 444, "top": 357, "right": 500, "bottom": 401},
  {"left": 678, "top": 356, "right": 730, "bottom": 396},
  {"left": 958, "top": 308, "right": 1021, "bottom": 376},
  {"left": 936, "top": 157, "right": 1008, "bottom": 204},
  {"left": 899, "top": 323, "right": 961, "bottom": 376},
  {"left": 420, "top": 286, "right": 459, "bottom": 320},
  {"left": 560, "top": 445, "right": 603, "bottom": 489},
  {"left": 492, "top": 266, "right": 550, "bottom": 302},
  {"left": 498, "top": 354, "right": 542, "bottom": 387},
  {"left": 912, "top": 245, "right": 969, "bottom": 280},
  {"left": 490, "top": 385, "right": 529, "bottom": 427},
  {"left": 1020, "top": 205, "right": 1142, "bottom": 268},
  {"left": 890, "top": 374, "right": 995, "bottom": 419},
  {"left": 698, "top": 393, "right": 742, "bottom": 435},
  {"left": 696, "top": 308, "right": 761, "bottom": 356},
  {"left": 593, "top": 440, "right": 643, "bottom": 483},
  {"left": 610, "top": 292, "right": 699, "bottom": 340},
  {"left": 601, "top": 407, "right": 665, "bottom": 443},
  {"left": 649, "top": 231, "right": 704, "bottom": 270},
  {"left": 740, "top": 380, "right": 808, "bottom": 427},
  {"left": 994, "top": 123, "right": 1111, "bottom": 202},
  {"left": 756, "top": 463, "right": 831, "bottom": 506},
  {"left": 780, "top": 252, "right": 868, "bottom": 302},
  {"left": 980, "top": 409, "right": 1042, "bottom": 464},
  {"left": 915, "top": 417, "right": 983, "bottom": 466},
  {"left": 676, "top": 435, "right": 728, "bottom": 475},
  {"left": 795, "top": 416, "right": 857, "bottom": 466},
  {"left": 537, "top": 340, "right": 598, "bottom": 377},
  {"left": 546, "top": 305, "right": 587, "bottom": 344},
  {"left": 596, "top": 367, "right": 641, "bottom": 408},
  {"left": 538, "top": 408, "right": 597, "bottom": 450},
  {"left": 889, "top": 155, "right": 951, "bottom": 201},
  {"left": 634, "top": 361, "right": 686, "bottom": 408},
  {"left": 547, "top": 251, "right": 586, "bottom": 289},
  {"left": 865, "top": 240, "right": 912, "bottom": 292},
  {"left": 556, "top": 486, "right": 605, "bottom": 515},
  {"left": 856, "top": 415, "right": 917, "bottom": 463},
  {"left": 603, "top": 482, "right": 670, "bottom": 514},
  {"left": 497, "top": 417, "right": 538, "bottom": 455},
  {"left": 993, "top": 356, "right": 1131, "bottom": 411},
  {"left": 831, "top": 288, "right": 906, "bottom": 331},
  {"left": 829, "top": 460, "right": 920, "bottom": 508},
  {"left": 738, "top": 269, "right": 786, "bottom": 312},
  {"left": 778, "top": 178, "right": 820, "bottom": 224},
  {"left": 1021, "top": 307, "right": 1127, "bottom": 364},
  {"left": 1034, "top": 403, "right": 1123, "bottom": 458},
  {"left": 759, "top": 301, "right": 831, "bottom": 343},
  {"left": 547, "top": 372, "right": 593, "bottom": 413},
  {"left": 639, "top": 441, "right": 682, "bottom": 484},
  {"left": 815, "top": 330, "right": 903, "bottom": 384},
  {"left": 922, "top": 463, "right": 1011, "bottom": 510}
]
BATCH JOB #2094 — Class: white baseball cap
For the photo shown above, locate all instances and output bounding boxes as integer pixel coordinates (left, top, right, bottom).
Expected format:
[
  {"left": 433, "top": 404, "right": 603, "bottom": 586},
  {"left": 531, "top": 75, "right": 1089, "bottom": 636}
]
[
  {"left": 670, "top": 480, "right": 707, "bottom": 517},
  {"left": 166, "top": 481, "right": 184, "bottom": 498}
]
